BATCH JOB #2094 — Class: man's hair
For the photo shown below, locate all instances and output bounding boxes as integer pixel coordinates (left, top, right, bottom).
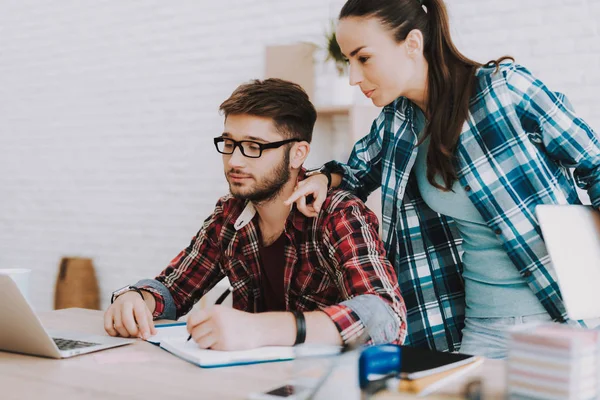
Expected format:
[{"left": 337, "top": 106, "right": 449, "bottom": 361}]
[{"left": 219, "top": 78, "right": 317, "bottom": 143}]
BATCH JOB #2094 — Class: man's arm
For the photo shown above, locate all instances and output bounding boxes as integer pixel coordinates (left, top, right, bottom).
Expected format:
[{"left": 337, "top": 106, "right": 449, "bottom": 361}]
[
  {"left": 104, "top": 198, "right": 228, "bottom": 338},
  {"left": 320, "top": 191, "right": 407, "bottom": 345},
  {"left": 186, "top": 307, "right": 342, "bottom": 351}
]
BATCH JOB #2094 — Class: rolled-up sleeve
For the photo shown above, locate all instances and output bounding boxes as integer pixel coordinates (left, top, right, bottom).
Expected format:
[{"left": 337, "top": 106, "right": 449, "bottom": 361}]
[
  {"left": 135, "top": 278, "right": 177, "bottom": 320},
  {"left": 322, "top": 294, "right": 403, "bottom": 345},
  {"left": 321, "top": 193, "right": 407, "bottom": 345}
]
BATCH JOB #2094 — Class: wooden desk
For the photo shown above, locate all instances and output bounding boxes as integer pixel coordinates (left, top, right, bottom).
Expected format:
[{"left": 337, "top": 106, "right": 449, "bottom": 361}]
[{"left": 0, "top": 309, "right": 506, "bottom": 399}]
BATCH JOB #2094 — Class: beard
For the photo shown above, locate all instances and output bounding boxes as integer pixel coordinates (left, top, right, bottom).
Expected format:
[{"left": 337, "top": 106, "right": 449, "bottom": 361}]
[{"left": 227, "top": 152, "right": 290, "bottom": 204}]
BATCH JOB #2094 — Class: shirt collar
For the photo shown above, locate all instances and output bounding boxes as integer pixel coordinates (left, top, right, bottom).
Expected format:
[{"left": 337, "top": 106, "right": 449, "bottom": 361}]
[{"left": 233, "top": 201, "right": 256, "bottom": 231}]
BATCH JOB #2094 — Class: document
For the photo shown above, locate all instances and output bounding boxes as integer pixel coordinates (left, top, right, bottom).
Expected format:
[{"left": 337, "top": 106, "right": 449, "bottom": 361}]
[
  {"left": 160, "top": 337, "right": 340, "bottom": 368},
  {"left": 146, "top": 322, "right": 187, "bottom": 345}
]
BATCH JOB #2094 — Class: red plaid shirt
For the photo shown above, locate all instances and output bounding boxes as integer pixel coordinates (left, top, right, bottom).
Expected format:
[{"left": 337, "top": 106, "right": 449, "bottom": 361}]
[{"left": 143, "top": 189, "right": 407, "bottom": 345}]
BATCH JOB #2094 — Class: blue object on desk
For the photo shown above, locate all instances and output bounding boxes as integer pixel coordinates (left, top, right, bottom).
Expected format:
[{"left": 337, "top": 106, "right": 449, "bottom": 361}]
[
  {"left": 155, "top": 322, "right": 186, "bottom": 328},
  {"left": 358, "top": 344, "right": 402, "bottom": 390}
]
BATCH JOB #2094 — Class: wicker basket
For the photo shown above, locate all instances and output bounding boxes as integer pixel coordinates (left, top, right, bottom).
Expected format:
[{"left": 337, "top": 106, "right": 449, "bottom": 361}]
[{"left": 54, "top": 257, "right": 101, "bottom": 310}]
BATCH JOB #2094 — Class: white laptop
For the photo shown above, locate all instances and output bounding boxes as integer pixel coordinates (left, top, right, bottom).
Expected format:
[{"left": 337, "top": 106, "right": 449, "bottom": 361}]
[
  {"left": 536, "top": 204, "right": 600, "bottom": 320},
  {"left": 0, "top": 274, "right": 135, "bottom": 358}
]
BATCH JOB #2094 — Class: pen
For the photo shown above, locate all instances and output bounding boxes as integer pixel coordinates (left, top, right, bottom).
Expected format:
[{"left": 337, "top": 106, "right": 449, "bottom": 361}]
[{"left": 186, "top": 287, "right": 232, "bottom": 342}]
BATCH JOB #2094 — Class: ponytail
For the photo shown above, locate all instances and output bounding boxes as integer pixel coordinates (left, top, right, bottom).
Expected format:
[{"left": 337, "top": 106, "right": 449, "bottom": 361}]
[{"left": 340, "top": 0, "right": 512, "bottom": 191}]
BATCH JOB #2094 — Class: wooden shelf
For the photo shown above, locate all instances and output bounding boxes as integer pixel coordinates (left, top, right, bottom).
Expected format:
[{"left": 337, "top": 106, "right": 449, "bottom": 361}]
[{"left": 315, "top": 104, "right": 382, "bottom": 141}]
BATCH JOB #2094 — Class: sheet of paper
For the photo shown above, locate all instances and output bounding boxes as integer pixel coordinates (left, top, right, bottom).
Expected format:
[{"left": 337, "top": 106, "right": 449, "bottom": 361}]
[
  {"left": 146, "top": 323, "right": 188, "bottom": 345},
  {"left": 161, "top": 338, "right": 295, "bottom": 366}
]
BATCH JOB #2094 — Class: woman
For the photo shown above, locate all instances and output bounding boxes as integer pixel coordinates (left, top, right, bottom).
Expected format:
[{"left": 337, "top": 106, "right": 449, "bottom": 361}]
[{"left": 286, "top": 0, "right": 600, "bottom": 358}]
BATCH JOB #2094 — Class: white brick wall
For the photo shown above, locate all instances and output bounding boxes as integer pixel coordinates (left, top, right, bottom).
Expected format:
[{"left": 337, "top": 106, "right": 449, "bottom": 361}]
[{"left": 0, "top": 0, "right": 598, "bottom": 311}]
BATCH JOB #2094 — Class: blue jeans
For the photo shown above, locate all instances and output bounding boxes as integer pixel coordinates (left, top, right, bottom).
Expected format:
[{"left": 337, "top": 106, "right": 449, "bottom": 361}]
[{"left": 459, "top": 313, "right": 553, "bottom": 359}]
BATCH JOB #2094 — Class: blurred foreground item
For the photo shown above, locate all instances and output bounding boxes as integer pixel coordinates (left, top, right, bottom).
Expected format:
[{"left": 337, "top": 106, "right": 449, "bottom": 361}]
[
  {"left": 507, "top": 323, "right": 600, "bottom": 399},
  {"left": 54, "top": 257, "right": 100, "bottom": 310}
]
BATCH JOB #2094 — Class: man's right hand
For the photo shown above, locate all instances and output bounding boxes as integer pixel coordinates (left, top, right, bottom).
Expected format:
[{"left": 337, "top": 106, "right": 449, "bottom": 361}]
[{"left": 104, "top": 291, "right": 157, "bottom": 339}]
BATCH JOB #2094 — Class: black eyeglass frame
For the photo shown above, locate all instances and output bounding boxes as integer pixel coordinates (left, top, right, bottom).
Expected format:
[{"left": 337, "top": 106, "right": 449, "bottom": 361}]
[{"left": 213, "top": 137, "right": 302, "bottom": 158}]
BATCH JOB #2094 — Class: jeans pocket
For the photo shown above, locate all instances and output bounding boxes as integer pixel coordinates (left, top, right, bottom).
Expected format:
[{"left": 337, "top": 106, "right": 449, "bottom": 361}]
[
  {"left": 521, "top": 312, "right": 552, "bottom": 324},
  {"left": 461, "top": 317, "right": 516, "bottom": 359},
  {"left": 464, "top": 316, "right": 515, "bottom": 332}
]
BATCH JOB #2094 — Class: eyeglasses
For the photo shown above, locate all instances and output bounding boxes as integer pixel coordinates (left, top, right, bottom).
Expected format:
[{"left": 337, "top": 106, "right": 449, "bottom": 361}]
[{"left": 213, "top": 137, "right": 301, "bottom": 159}]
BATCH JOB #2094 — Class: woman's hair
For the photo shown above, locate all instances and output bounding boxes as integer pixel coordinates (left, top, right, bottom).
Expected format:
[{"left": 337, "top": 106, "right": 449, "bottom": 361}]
[
  {"left": 219, "top": 78, "right": 317, "bottom": 143},
  {"left": 340, "top": 0, "right": 512, "bottom": 191}
]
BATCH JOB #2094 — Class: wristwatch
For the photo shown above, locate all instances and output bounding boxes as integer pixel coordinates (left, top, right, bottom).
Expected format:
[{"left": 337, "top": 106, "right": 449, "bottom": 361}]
[
  {"left": 305, "top": 166, "right": 332, "bottom": 189},
  {"left": 111, "top": 285, "right": 145, "bottom": 304}
]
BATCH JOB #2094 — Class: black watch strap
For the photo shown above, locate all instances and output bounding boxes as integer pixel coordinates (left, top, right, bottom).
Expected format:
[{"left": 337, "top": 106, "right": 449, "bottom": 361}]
[
  {"left": 306, "top": 166, "right": 332, "bottom": 189},
  {"left": 321, "top": 169, "right": 332, "bottom": 189},
  {"left": 292, "top": 310, "right": 307, "bottom": 345}
]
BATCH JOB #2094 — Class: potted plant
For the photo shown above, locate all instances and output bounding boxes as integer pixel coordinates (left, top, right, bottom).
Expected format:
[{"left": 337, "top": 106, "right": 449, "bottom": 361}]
[
  {"left": 321, "top": 21, "right": 354, "bottom": 105},
  {"left": 325, "top": 22, "right": 347, "bottom": 77}
]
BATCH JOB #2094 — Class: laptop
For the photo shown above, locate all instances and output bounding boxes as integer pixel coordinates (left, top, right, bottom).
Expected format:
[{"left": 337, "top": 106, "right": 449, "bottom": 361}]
[
  {"left": 0, "top": 274, "right": 135, "bottom": 358},
  {"left": 536, "top": 204, "right": 600, "bottom": 320}
]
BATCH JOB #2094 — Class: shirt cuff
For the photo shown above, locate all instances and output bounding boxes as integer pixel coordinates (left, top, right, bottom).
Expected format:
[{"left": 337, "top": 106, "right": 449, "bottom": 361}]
[
  {"left": 134, "top": 279, "right": 177, "bottom": 320},
  {"left": 322, "top": 303, "right": 365, "bottom": 345},
  {"left": 323, "top": 161, "right": 354, "bottom": 190},
  {"left": 323, "top": 294, "right": 401, "bottom": 345},
  {"left": 588, "top": 181, "right": 600, "bottom": 209}
]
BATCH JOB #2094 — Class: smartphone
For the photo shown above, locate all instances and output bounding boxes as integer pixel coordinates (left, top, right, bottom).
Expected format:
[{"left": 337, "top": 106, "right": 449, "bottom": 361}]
[{"left": 247, "top": 382, "right": 312, "bottom": 400}]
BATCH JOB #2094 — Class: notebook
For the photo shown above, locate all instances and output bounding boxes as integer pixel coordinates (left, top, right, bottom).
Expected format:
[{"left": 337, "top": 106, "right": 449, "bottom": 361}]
[
  {"left": 146, "top": 323, "right": 340, "bottom": 368},
  {"left": 399, "top": 346, "right": 480, "bottom": 379},
  {"left": 394, "top": 357, "right": 483, "bottom": 397}
]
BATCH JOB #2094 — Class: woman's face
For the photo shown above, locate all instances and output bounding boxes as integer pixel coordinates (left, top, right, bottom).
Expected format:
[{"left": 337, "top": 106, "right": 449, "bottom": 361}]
[{"left": 336, "top": 16, "right": 424, "bottom": 107}]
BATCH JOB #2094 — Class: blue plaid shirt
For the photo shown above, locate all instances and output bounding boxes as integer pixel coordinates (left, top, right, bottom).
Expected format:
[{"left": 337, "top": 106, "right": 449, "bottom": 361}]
[{"left": 327, "top": 63, "right": 600, "bottom": 352}]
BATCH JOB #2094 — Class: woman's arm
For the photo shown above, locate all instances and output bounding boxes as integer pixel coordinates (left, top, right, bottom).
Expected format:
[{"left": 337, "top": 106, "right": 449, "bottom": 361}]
[
  {"left": 507, "top": 65, "right": 600, "bottom": 208},
  {"left": 286, "top": 112, "right": 386, "bottom": 216}
]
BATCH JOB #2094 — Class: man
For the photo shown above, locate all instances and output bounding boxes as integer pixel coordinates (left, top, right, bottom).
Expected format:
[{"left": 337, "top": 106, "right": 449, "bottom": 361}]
[{"left": 104, "top": 78, "right": 406, "bottom": 350}]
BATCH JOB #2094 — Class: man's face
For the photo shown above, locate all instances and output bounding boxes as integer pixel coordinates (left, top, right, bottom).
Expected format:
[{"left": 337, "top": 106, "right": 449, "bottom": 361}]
[{"left": 221, "top": 114, "right": 291, "bottom": 203}]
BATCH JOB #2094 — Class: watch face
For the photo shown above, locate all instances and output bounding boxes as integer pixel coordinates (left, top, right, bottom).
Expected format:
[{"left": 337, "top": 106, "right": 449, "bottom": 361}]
[
  {"left": 113, "top": 285, "right": 130, "bottom": 295},
  {"left": 112, "top": 285, "right": 133, "bottom": 301},
  {"left": 306, "top": 167, "right": 324, "bottom": 176}
]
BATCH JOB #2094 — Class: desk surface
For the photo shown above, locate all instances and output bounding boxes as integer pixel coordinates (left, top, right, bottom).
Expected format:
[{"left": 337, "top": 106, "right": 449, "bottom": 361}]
[{"left": 0, "top": 309, "right": 506, "bottom": 400}]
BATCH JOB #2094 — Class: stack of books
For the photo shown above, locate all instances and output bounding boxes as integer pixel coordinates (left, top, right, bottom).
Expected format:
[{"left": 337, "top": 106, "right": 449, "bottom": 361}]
[{"left": 507, "top": 323, "right": 600, "bottom": 399}]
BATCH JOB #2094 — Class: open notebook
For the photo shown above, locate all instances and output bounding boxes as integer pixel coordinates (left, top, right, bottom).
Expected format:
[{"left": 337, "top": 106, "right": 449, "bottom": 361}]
[{"left": 147, "top": 323, "right": 340, "bottom": 368}]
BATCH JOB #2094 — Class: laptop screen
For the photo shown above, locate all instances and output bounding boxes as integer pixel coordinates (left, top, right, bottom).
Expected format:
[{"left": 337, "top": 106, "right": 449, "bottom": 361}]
[{"left": 536, "top": 205, "right": 600, "bottom": 320}]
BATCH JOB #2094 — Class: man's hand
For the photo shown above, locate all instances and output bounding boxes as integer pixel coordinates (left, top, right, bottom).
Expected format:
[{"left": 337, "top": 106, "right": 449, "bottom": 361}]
[
  {"left": 104, "top": 291, "right": 157, "bottom": 339},
  {"left": 187, "top": 305, "right": 263, "bottom": 351}
]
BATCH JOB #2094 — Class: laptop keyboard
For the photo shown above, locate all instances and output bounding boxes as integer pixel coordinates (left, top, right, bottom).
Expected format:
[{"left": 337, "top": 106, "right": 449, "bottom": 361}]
[{"left": 53, "top": 338, "right": 100, "bottom": 351}]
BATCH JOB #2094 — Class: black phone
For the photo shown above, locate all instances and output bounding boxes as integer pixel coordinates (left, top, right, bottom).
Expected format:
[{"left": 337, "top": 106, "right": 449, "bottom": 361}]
[{"left": 247, "top": 382, "right": 311, "bottom": 400}]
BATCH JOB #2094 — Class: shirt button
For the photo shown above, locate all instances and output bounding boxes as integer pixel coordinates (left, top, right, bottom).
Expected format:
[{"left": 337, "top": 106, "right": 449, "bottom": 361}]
[
  {"left": 494, "top": 228, "right": 502, "bottom": 235},
  {"left": 522, "top": 270, "right": 532, "bottom": 278},
  {"left": 464, "top": 185, "right": 472, "bottom": 192}
]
